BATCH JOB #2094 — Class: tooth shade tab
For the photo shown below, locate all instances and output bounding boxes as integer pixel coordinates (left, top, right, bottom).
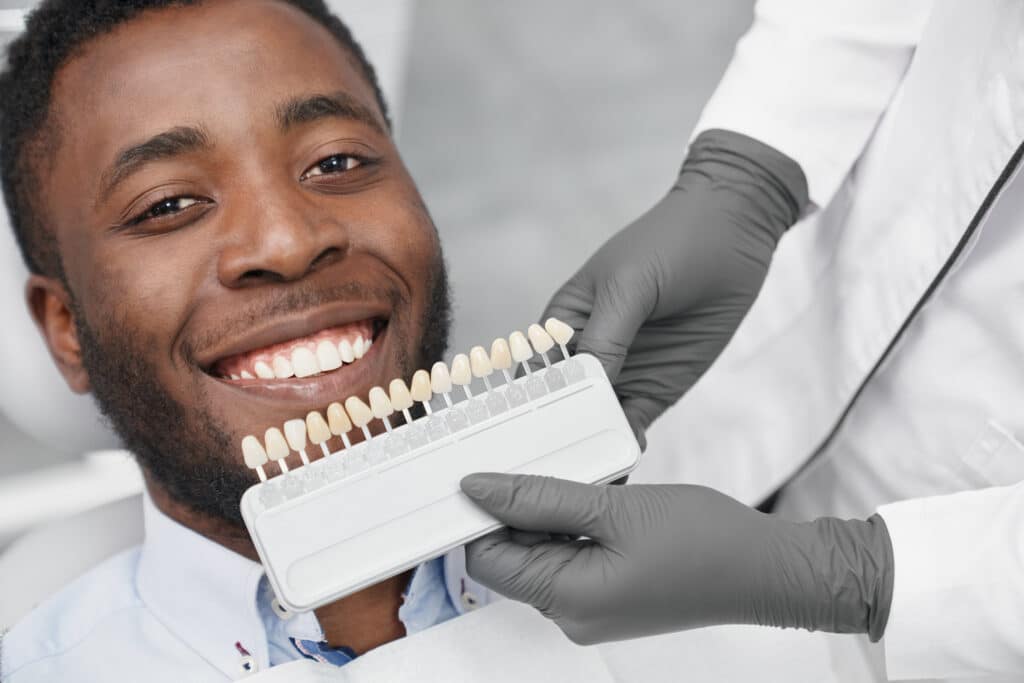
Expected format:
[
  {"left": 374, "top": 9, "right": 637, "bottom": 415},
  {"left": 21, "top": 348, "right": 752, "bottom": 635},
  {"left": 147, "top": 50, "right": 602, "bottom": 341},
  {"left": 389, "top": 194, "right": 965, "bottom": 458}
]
[
  {"left": 369, "top": 386, "right": 394, "bottom": 419},
  {"left": 338, "top": 339, "right": 356, "bottom": 363},
  {"left": 545, "top": 317, "right": 574, "bottom": 346},
  {"left": 490, "top": 338, "right": 512, "bottom": 370},
  {"left": 242, "top": 435, "right": 268, "bottom": 468},
  {"left": 345, "top": 396, "right": 374, "bottom": 429},
  {"left": 509, "top": 331, "right": 533, "bottom": 363},
  {"left": 306, "top": 411, "right": 331, "bottom": 444},
  {"left": 316, "top": 341, "right": 342, "bottom": 372},
  {"left": 389, "top": 378, "right": 414, "bottom": 411},
  {"left": 470, "top": 346, "right": 493, "bottom": 377},
  {"left": 410, "top": 369, "right": 433, "bottom": 402},
  {"left": 450, "top": 354, "right": 472, "bottom": 386},
  {"left": 327, "top": 402, "right": 352, "bottom": 435},
  {"left": 265, "top": 428, "right": 290, "bottom": 461},
  {"left": 528, "top": 324, "right": 555, "bottom": 354},
  {"left": 284, "top": 419, "right": 307, "bottom": 451},
  {"left": 431, "top": 362, "right": 452, "bottom": 394}
]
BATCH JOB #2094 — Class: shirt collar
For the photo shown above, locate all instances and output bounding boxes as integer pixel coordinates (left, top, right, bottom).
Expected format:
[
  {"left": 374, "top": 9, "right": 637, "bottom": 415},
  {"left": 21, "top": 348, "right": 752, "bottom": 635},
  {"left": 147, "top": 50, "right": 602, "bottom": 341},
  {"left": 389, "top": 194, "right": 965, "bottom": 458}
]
[{"left": 136, "top": 491, "right": 269, "bottom": 678}]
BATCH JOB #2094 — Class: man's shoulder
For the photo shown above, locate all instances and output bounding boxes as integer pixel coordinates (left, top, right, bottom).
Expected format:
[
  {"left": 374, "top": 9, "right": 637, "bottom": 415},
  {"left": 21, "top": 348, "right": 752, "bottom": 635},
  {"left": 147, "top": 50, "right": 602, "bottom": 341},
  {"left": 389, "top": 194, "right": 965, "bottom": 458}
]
[{"left": 1, "top": 547, "right": 150, "bottom": 681}]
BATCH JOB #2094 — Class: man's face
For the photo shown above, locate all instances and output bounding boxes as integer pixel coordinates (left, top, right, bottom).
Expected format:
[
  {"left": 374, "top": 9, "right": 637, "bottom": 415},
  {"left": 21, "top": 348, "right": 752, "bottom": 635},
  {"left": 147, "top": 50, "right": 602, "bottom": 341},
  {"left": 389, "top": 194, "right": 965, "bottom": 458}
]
[{"left": 34, "top": 0, "right": 449, "bottom": 523}]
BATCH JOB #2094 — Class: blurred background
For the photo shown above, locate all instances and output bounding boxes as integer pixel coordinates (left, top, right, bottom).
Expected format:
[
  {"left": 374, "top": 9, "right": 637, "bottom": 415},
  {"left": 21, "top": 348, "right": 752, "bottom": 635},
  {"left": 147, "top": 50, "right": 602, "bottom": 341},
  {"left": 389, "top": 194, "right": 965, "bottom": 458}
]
[{"left": 0, "top": 0, "right": 755, "bottom": 552}]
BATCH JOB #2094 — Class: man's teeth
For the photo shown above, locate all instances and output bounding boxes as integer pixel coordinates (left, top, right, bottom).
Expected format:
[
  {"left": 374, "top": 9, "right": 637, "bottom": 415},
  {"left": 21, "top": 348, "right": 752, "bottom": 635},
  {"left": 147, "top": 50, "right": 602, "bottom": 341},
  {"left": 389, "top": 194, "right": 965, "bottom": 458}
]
[{"left": 224, "top": 334, "right": 373, "bottom": 381}]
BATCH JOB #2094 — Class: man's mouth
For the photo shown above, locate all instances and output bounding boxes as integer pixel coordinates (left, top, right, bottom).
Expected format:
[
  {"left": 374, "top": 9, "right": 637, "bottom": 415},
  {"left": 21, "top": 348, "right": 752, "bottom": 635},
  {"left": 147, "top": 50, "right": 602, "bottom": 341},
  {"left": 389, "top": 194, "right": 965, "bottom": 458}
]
[{"left": 211, "top": 318, "right": 386, "bottom": 382}]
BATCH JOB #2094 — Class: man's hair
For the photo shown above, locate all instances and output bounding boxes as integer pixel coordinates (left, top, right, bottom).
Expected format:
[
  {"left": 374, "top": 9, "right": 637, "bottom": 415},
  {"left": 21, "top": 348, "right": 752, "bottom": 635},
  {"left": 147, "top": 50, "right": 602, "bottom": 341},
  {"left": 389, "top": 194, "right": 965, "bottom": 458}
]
[{"left": 0, "top": 0, "right": 390, "bottom": 278}]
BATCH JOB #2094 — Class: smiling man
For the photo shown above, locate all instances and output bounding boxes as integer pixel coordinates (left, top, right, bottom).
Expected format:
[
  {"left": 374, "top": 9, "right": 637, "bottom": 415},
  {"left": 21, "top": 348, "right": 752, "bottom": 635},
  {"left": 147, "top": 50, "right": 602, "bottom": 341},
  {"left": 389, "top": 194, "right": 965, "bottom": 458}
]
[{"left": 0, "top": 1, "right": 478, "bottom": 680}]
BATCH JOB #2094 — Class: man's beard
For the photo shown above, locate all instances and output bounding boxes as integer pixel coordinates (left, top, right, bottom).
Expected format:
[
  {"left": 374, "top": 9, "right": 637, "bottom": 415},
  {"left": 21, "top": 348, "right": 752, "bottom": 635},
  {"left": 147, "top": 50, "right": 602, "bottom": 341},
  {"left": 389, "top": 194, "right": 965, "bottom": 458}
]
[{"left": 73, "top": 263, "right": 451, "bottom": 527}]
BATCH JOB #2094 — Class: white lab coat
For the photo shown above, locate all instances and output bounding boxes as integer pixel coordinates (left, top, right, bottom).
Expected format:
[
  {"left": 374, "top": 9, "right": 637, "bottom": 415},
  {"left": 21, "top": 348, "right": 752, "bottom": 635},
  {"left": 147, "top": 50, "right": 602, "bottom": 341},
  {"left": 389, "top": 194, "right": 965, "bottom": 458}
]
[{"left": 635, "top": 0, "right": 1024, "bottom": 680}]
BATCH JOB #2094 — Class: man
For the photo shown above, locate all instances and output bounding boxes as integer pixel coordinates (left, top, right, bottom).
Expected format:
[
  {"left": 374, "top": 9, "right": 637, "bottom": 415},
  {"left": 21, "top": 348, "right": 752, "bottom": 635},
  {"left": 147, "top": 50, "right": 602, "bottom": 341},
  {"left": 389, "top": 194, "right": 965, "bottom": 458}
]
[{"left": 0, "top": 1, "right": 492, "bottom": 679}]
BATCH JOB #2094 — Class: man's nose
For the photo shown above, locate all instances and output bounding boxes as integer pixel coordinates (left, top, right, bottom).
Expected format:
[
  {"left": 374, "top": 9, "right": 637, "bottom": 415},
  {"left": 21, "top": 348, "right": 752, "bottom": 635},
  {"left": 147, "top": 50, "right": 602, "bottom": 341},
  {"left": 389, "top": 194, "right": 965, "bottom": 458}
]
[{"left": 217, "top": 189, "right": 348, "bottom": 287}]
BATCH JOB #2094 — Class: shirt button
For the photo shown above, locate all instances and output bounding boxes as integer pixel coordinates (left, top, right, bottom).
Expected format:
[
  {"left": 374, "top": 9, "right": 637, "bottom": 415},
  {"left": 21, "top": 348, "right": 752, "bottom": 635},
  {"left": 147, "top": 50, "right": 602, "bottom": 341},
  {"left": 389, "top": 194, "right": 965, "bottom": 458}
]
[
  {"left": 271, "top": 597, "right": 295, "bottom": 620},
  {"left": 460, "top": 591, "right": 481, "bottom": 611}
]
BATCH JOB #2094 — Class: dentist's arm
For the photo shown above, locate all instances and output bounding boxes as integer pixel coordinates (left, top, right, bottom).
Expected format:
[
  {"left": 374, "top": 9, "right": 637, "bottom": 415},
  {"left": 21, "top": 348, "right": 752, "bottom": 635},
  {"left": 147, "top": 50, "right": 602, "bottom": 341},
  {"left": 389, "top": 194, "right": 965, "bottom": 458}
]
[{"left": 461, "top": 473, "right": 894, "bottom": 645}]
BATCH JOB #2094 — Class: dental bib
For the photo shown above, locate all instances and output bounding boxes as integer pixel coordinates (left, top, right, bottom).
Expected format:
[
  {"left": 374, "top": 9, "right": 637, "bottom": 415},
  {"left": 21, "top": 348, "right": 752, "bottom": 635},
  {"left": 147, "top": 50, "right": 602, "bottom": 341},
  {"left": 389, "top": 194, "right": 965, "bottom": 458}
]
[{"left": 238, "top": 319, "right": 640, "bottom": 612}]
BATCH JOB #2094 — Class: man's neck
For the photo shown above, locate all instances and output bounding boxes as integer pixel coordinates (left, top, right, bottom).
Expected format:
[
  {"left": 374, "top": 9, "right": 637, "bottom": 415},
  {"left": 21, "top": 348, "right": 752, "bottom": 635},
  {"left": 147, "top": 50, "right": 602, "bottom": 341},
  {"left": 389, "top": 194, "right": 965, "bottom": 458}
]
[{"left": 146, "top": 478, "right": 410, "bottom": 654}]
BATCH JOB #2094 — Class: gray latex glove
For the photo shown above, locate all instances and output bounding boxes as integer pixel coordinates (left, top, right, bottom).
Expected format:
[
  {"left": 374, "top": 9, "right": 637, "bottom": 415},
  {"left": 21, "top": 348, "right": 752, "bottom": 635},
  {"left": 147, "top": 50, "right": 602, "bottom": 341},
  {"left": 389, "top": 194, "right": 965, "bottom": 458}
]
[
  {"left": 461, "top": 473, "right": 894, "bottom": 646},
  {"left": 544, "top": 129, "right": 808, "bottom": 447}
]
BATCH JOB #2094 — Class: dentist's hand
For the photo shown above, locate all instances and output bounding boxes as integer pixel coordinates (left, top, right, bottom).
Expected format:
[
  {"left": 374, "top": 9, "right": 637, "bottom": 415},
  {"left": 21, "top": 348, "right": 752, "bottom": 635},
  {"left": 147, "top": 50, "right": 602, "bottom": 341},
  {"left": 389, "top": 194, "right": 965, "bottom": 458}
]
[
  {"left": 461, "top": 473, "right": 893, "bottom": 646},
  {"left": 544, "top": 129, "right": 807, "bottom": 447}
]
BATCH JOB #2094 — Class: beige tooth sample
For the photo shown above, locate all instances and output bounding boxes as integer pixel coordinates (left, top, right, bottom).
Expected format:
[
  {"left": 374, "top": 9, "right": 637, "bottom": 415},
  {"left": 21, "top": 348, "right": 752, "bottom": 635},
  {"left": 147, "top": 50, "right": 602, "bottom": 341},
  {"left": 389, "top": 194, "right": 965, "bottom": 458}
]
[
  {"left": 241, "top": 435, "right": 268, "bottom": 469},
  {"left": 470, "top": 346, "right": 493, "bottom": 377},
  {"left": 368, "top": 386, "right": 394, "bottom": 419},
  {"left": 338, "top": 339, "right": 356, "bottom": 363},
  {"left": 316, "top": 340, "right": 342, "bottom": 371},
  {"left": 344, "top": 396, "right": 374, "bottom": 429},
  {"left": 389, "top": 378, "right": 414, "bottom": 411},
  {"left": 528, "top": 324, "right": 555, "bottom": 354},
  {"left": 306, "top": 411, "right": 332, "bottom": 444},
  {"left": 265, "top": 427, "right": 291, "bottom": 473},
  {"left": 431, "top": 362, "right": 452, "bottom": 394},
  {"left": 284, "top": 419, "right": 307, "bottom": 451},
  {"left": 490, "top": 338, "right": 513, "bottom": 370},
  {"left": 291, "top": 347, "right": 319, "bottom": 378},
  {"left": 509, "top": 331, "right": 533, "bottom": 363},
  {"left": 544, "top": 318, "right": 575, "bottom": 346},
  {"left": 327, "top": 402, "right": 352, "bottom": 435},
  {"left": 272, "top": 355, "right": 294, "bottom": 379},
  {"left": 254, "top": 361, "right": 275, "bottom": 379},
  {"left": 410, "top": 369, "right": 433, "bottom": 413},
  {"left": 450, "top": 354, "right": 472, "bottom": 386}
]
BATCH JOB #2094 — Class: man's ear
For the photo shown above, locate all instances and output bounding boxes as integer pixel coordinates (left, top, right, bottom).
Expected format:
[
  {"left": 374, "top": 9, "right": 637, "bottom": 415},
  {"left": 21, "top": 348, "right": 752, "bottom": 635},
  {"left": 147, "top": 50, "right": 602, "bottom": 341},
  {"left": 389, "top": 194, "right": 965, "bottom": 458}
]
[{"left": 26, "top": 274, "right": 90, "bottom": 394}]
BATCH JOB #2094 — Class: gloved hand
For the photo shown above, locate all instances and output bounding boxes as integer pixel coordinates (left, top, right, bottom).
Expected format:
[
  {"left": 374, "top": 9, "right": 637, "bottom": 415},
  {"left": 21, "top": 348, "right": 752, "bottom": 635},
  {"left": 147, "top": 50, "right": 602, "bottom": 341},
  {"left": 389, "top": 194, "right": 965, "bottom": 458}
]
[
  {"left": 544, "top": 129, "right": 808, "bottom": 447},
  {"left": 461, "top": 473, "right": 893, "bottom": 646}
]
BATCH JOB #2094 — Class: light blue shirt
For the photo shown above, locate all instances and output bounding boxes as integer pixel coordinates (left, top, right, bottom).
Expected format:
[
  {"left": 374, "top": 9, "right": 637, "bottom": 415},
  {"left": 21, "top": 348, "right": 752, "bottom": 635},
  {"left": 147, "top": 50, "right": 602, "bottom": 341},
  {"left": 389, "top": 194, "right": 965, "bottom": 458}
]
[{"left": 0, "top": 494, "right": 459, "bottom": 682}]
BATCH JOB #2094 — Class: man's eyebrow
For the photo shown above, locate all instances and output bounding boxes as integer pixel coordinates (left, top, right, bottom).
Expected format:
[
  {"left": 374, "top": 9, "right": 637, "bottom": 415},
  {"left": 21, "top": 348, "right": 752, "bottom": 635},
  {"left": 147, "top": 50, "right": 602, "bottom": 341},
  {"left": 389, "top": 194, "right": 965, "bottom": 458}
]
[
  {"left": 275, "top": 91, "right": 386, "bottom": 136},
  {"left": 97, "top": 125, "right": 212, "bottom": 205}
]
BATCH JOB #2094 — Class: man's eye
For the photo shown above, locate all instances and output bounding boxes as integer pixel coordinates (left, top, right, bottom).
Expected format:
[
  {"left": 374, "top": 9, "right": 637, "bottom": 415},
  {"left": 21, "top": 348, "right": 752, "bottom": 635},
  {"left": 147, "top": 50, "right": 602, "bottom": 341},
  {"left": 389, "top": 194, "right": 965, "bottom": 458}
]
[
  {"left": 133, "top": 196, "right": 201, "bottom": 224},
  {"left": 302, "top": 154, "right": 363, "bottom": 179}
]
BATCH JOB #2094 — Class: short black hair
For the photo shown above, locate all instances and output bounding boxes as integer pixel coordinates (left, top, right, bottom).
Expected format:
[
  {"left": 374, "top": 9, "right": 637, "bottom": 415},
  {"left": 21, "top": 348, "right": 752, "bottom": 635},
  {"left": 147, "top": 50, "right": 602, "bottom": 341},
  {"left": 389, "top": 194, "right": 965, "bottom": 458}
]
[{"left": 0, "top": 0, "right": 390, "bottom": 277}]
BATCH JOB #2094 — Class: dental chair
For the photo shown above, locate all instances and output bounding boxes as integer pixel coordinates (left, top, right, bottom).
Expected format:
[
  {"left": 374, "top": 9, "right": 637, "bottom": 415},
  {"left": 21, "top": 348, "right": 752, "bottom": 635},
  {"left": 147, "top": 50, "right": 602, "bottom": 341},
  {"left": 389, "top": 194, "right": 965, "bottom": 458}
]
[{"left": 0, "top": 0, "right": 412, "bottom": 630}]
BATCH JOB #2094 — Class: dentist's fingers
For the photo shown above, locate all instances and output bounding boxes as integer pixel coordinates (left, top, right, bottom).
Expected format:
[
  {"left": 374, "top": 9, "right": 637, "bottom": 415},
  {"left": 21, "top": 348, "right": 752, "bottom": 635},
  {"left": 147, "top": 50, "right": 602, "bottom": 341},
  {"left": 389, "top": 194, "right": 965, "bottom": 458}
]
[{"left": 460, "top": 473, "right": 614, "bottom": 541}]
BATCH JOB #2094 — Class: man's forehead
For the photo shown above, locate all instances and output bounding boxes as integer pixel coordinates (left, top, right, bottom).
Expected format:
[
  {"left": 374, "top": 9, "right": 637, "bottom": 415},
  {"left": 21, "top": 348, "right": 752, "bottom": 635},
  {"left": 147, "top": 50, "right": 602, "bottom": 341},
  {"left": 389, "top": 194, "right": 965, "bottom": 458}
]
[{"left": 51, "top": 0, "right": 381, "bottom": 167}]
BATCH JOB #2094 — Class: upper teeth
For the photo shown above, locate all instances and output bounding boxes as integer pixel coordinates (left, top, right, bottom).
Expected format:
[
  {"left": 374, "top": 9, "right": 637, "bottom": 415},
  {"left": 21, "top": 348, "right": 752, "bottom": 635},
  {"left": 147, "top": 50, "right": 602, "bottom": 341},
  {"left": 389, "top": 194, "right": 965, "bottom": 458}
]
[{"left": 226, "top": 334, "right": 372, "bottom": 380}]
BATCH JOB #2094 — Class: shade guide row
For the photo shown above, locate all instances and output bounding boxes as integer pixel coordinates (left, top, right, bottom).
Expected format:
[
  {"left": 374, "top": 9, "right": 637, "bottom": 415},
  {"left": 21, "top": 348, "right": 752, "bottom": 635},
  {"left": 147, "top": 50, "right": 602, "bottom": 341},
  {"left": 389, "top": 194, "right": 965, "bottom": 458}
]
[{"left": 241, "top": 318, "right": 577, "bottom": 482}]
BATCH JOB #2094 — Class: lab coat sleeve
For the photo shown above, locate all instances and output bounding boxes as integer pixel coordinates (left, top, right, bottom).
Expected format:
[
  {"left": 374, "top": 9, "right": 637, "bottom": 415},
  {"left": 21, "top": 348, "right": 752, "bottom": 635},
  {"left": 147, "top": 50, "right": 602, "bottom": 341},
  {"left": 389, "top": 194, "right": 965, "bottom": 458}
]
[
  {"left": 876, "top": 483, "right": 1024, "bottom": 680},
  {"left": 693, "top": 0, "right": 934, "bottom": 207}
]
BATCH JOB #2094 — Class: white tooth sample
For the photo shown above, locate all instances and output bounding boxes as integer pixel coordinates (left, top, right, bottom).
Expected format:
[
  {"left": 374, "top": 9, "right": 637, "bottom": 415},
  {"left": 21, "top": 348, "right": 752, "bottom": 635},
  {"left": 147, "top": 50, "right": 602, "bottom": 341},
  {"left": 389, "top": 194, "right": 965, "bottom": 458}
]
[
  {"left": 353, "top": 336, "right": 366, "bottom": 360},
  {"left": 264, "top": 427, "right": 290, "bottom": 461},
  {"left": 240, "top": 370, "right": 254, "bottom": 380},
  {"left": 389, "top": 378, "right": 414, "bottom": 411},
  {"left": 344, "top": 396, "right": 374, "bottom": 429},
  {"left": 368, "top": 386, "right": 394, "bottom": 419},
  {"left": 254, "top": 361, "right": 275, "bottom": 379},
  {"left": 545, "top": 318, "right": 575, "bottom": 346},
  {"left": 241, "top": 435, "right": 268, "bottom": 468},
  {"left": 272, "top": 355, "right": 294, "bottom": 379},
  {"left": 430, "top": 362, "right": 452, "bottom": 394},
  {"left": 528, "top": 324, "right": 555, "bottom": 354},
  {"left": 291, "top": 347, "right": 319, "bottom": 378},
  {"left": 450, "top": 354, "right": 472, "bottom": 386},
  {"left": 306, "top": 411, "right": 332, "bottom": 444},
  {"left": 316, "top": 340, "right": 342, "bottom": 371},
  {"left": 326, "top": 402, "right": 352, "bottom": 435},
  {"left": 490, "top": 338, "right": 513, "bottom": 370},
  {"left": 410, "top": 369, "right": 433, "bottom": 403},
  {"left": 470, "top": 346, "right": 493, "bottom": 378},
  {"left": 338, "top": 339, "right": 356, "bottom": 363},
  {"left": 509, "top": 331, "right": 533, "bottom": 362},
  {"left": 284, "top": 419, "right": 307, "bottom": 451}
]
